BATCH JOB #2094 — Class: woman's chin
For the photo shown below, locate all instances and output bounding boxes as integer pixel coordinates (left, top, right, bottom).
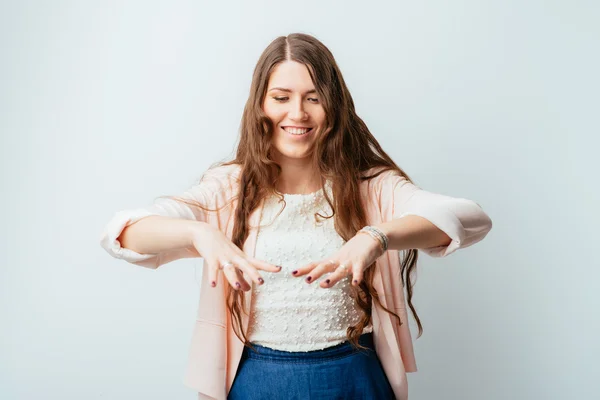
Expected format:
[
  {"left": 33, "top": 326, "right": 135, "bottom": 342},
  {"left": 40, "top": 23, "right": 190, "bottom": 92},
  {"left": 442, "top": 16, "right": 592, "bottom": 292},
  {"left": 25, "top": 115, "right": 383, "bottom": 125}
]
[{"left": 272, "top": 146, "right": 313, "bottom": 161}]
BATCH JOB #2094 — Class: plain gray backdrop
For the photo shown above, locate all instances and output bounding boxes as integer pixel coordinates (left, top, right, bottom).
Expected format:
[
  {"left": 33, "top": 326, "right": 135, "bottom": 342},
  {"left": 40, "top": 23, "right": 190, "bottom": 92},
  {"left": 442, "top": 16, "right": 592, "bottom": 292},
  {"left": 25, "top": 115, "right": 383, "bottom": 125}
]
[{"left": 1, "top": 1, "right": 598, "bottom": 399}]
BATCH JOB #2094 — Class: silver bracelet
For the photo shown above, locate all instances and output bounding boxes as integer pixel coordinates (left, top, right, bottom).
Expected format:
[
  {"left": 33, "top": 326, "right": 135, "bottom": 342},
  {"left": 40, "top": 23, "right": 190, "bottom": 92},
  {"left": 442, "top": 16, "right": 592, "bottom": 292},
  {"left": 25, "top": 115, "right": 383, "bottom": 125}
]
[
  {"left": 367, "top": 226, "right": 389, "bottom": 251},
  {"left": 358, "top": 225, "right": 389, "bottom": 252}
]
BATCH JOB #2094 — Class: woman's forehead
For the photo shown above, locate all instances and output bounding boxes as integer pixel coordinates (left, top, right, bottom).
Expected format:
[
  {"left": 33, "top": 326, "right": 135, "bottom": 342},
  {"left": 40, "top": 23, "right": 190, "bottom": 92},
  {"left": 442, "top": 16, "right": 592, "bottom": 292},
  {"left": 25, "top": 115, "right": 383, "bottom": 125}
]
[{"left": 268, "top": 61, "right": 315, "bottom": 91}]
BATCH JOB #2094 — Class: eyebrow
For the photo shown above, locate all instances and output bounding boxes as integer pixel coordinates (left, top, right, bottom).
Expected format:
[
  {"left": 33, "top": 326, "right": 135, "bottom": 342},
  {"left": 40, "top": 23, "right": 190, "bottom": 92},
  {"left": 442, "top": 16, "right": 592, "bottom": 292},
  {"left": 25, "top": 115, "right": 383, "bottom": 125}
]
[{"left": 268, "top": 87, "right": 317, "bottom": 95}]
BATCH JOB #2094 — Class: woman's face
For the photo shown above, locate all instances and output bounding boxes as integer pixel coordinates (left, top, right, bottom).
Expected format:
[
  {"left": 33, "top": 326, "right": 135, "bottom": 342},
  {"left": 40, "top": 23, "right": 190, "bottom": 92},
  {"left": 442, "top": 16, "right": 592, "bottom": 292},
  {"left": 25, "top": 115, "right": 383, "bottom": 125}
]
[{"left": 262, "top": 61, "right": 326, "bottom": 162}]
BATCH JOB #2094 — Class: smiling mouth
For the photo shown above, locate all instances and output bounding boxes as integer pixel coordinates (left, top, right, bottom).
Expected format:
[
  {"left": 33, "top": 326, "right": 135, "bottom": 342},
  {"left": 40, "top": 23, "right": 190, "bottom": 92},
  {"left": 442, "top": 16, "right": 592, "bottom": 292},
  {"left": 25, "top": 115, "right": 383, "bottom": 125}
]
[{"left": 282, "top": 127, "right": 313, "bottom": 135}]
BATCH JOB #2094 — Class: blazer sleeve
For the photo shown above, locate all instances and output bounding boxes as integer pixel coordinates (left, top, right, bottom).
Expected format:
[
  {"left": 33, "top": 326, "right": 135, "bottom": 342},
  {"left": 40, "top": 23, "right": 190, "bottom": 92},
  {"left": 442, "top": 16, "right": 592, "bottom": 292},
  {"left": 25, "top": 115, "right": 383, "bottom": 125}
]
[
  {"left": 386, "top": 171, "right": 493, "bottom": 258},
  {"left": 99, "top": 174, "right": 220, "bottom": 269}
]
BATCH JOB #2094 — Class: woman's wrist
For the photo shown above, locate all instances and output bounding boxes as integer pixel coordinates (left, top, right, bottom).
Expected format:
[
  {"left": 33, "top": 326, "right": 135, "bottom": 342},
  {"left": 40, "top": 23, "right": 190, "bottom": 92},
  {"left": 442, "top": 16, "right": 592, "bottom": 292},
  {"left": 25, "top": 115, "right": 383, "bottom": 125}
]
[
  {"left": 187, "top": 221, "right": 212, "bottom": 249},
  {"left": 357, "top": 225, "right": 389, "bottom": 254}
]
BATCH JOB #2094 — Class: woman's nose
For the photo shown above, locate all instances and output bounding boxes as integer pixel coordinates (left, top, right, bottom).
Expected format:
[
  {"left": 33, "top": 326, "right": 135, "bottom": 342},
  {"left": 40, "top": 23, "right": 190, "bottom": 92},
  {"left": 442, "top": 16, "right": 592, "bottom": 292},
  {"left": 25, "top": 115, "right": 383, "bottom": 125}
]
[{"left": 289, "top": 99, "right": 308, "bottom": 120}]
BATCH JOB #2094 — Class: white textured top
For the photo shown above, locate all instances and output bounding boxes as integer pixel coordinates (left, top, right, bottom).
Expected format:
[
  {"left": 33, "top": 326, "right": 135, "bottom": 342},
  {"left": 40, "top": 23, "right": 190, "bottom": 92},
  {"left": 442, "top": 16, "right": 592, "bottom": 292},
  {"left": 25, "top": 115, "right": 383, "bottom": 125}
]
[{"left": 247, "top": 181, "right": 373, "bottom": 352}]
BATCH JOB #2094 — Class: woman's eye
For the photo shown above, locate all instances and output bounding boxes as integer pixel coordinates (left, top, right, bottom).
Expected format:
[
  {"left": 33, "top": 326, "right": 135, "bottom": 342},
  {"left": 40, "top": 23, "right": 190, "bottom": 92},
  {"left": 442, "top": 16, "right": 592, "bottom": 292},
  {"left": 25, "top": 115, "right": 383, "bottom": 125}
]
[{"left": 273, "top": 97, "right": 319, "bottom": 103}]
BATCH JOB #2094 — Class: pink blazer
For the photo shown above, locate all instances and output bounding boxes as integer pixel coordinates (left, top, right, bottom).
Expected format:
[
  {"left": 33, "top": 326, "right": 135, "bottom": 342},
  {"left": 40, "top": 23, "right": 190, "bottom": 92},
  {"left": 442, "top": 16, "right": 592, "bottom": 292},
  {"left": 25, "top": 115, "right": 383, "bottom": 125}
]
[{"left": 99, "top": 164, "right": 492, "bottom": 400}]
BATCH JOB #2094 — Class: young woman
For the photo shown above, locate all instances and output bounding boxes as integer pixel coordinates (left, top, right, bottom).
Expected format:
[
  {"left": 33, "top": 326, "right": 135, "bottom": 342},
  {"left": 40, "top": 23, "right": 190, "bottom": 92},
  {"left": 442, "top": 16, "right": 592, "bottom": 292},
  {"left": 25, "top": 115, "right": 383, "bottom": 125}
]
[{"left": 100, "top": 33, "right": 492, "bottom": 400}]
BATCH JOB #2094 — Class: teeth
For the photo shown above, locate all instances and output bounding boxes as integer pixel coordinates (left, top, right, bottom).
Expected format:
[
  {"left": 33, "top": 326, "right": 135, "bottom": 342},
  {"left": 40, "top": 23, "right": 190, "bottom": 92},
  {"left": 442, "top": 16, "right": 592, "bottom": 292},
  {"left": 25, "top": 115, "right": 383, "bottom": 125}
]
[{"left": 283, "top": 127, "right": 311, "bottom": 135}]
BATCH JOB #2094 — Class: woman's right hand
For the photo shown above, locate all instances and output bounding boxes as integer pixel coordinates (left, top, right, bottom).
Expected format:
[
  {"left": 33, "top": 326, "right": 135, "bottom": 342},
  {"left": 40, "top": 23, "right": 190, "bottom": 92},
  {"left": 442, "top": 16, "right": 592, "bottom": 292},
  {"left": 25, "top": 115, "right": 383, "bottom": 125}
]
[{"left": 190, "top": 222, "right": 281, "bottom": 291}]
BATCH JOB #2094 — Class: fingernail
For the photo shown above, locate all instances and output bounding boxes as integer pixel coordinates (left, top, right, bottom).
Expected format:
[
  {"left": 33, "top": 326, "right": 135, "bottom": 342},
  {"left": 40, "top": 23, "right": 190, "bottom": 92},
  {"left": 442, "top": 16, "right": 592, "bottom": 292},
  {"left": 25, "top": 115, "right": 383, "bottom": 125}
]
[
  {"left": 276, "top": 265, "right": 282, "bottom": 270},
  {"left": 306, "top": 276, "right": 312, "bottom": 282},
  {"left": 211, "top": 281, "right": 216, "bottom": 287},
  {"left": 292, "top": 270, "right": 298, "bottom": 275},
  {"left": 353, "top": 279, "right": 358, "bottom": 285},
  {"left": 258, "top": 277, "right": 264, "bottom": 285},
  {"left": 325, "top": 279, "right": 330, "bottom": 284},
  {"left": 235, "top": 282, "right": 241, "bottom": 289}
]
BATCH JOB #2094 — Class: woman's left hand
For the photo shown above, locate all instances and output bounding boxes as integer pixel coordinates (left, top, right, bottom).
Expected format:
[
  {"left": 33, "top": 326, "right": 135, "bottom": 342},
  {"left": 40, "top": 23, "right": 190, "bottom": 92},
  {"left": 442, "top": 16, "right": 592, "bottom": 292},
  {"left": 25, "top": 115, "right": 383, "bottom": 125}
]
[{"left": 291, "top": 232, "right": 384, "bottom": 288}]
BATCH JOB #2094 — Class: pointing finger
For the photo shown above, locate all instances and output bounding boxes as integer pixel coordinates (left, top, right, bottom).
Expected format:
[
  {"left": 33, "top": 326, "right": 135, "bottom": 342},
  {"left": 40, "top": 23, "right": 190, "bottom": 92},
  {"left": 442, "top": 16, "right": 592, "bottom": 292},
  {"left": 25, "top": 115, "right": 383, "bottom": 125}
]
[
  {"left": 208, "top": 260, "right": 219, "bottom": 288},
  {"left": 320, "top": 262, "right": 351, "bottom": 288},
  {"left": 292, "top": 260, "right": 322, "bottom": 277},
  {"left": 249, "top": 257, "right": 282, "bottom": 273},
  {"left": 351, "top": 264, "right": 363, "bottom": 287}
]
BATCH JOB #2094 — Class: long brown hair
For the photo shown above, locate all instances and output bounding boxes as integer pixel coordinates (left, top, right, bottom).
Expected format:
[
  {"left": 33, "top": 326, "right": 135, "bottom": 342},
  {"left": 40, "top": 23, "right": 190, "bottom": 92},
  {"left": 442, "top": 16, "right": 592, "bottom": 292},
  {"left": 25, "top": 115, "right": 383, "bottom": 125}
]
[{"left": 176, "top": 33, "right": 423, "bottom": 349}]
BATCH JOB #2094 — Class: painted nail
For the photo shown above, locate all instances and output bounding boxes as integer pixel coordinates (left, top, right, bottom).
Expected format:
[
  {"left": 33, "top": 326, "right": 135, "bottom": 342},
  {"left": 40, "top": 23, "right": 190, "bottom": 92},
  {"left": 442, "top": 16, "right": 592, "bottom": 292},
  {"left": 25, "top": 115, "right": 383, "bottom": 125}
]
[
  {"left": 325, "top": 279, "right": 331, "bottom": 284},
  {"left": 211, "top": 281, "right": 216, "bottom": 287},
  {"left": 306, "top": 276, "right": 312, "bottom": 282},
  {"left": 276, "top": 265, "right": 282, "bottom": 270},
  {"left": 235, "top": 282, "right": 241, "bottom": 289},
  {"left": 353, "top": 279, "right": 358, "bottom": 285},
  {"left": 258, "top": 277, "right": 264, "bottom": 285},
  {"left": 292, "top": 270, "right": 298, "bottom": 275}
]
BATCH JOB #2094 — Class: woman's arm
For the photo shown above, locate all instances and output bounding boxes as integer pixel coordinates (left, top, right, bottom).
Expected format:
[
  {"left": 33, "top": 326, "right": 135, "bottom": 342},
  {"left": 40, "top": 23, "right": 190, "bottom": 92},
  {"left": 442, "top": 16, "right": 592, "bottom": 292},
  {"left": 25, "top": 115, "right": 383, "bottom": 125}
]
[
  {"left": 379, "top": 171, "right": 493, "bottom": 257},
  {"left": 117, "top": 215, "right": 206, "bottom": 256},
  {"left": 376, "top": 214, "right": 452, "bottom": 252},
  {"left": 99, "top": 169, "right": 224, "bottom": 269},
  {"left": 99, "top": 195, "right": 209, "bottom": 269}
]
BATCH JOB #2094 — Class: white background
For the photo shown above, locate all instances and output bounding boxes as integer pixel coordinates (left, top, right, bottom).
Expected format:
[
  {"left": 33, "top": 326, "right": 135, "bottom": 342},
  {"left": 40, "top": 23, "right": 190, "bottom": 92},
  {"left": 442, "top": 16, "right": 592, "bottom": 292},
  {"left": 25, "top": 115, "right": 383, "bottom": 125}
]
[{"left": 1, "top": 1, "right": 598, "bottom": 399}]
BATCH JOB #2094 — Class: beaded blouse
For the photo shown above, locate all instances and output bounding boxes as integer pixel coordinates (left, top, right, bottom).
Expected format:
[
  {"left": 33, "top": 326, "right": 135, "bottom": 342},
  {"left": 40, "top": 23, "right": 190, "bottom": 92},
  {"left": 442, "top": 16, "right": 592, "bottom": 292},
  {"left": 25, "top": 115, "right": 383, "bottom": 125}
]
[{"left": 247, "top": 181, "right": 373, "bottom": 352}]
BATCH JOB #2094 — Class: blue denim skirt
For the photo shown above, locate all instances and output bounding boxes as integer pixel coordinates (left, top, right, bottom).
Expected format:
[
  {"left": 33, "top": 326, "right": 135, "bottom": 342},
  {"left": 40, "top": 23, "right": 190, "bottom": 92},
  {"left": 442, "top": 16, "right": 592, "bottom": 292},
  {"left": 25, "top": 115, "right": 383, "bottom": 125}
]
[{"left": 227, "top": 332, "right": 394, "bottom": 399}]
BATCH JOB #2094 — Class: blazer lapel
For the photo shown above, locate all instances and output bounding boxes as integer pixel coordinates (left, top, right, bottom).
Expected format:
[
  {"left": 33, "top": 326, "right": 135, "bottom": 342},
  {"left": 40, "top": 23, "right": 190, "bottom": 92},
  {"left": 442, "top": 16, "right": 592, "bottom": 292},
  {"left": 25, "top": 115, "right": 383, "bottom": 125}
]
[{"left": 226, "top": 197, "right": 266, "bottom": 393}]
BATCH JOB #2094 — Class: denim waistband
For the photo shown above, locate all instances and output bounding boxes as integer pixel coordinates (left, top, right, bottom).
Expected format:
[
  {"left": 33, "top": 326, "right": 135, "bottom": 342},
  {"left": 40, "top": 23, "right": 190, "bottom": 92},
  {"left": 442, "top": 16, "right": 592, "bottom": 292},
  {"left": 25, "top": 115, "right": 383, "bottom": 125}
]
[{"left": 243, "top": 332, "right": 375, "bottom": 363}]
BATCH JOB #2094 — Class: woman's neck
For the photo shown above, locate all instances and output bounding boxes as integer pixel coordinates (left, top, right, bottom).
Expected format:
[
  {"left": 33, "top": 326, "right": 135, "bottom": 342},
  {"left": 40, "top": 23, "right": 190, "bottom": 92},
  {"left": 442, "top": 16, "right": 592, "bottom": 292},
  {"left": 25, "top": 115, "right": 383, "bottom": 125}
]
[{"left": 275, "top": 159, "right": 321, "bottom": 195}]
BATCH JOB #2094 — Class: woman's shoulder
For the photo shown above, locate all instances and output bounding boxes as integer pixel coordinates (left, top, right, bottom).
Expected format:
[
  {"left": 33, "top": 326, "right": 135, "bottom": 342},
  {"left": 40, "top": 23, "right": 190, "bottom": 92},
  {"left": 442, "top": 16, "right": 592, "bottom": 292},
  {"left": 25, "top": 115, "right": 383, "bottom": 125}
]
[
  {"left": 187, "top": 162, "right": 242, "bottom": 202},
  {"left": 358, "top": 166, "right": 416, "bottom": 204},
  {"left": 359, "top": 166, "right": 401, "bottom": 186},
  {"left": 199, "top": 162, "right": 242, "bottom": 184}
]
